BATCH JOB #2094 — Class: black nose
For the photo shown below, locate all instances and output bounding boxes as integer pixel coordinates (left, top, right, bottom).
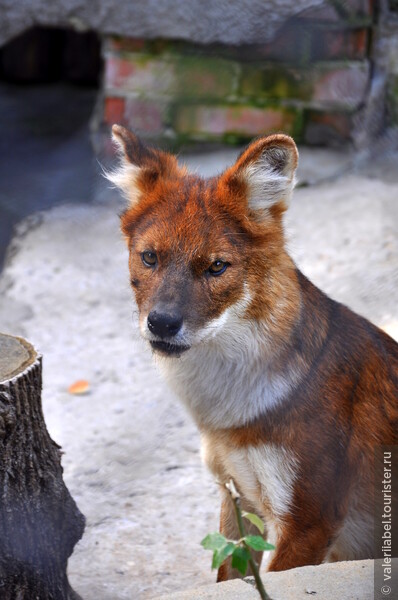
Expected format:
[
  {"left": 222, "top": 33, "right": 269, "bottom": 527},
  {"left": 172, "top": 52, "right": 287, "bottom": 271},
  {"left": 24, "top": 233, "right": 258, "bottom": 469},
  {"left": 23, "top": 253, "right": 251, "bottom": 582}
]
[{"left": 147, "top": 310, "right": 183, "bottom": 339}]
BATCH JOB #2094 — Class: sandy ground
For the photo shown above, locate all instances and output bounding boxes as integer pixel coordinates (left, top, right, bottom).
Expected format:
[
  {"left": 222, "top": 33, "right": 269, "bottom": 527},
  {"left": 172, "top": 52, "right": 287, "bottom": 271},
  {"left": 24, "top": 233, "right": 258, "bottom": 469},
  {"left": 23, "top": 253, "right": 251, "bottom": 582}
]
[{"left": 0, "top": 148, "right": 397, "bottom": 599}]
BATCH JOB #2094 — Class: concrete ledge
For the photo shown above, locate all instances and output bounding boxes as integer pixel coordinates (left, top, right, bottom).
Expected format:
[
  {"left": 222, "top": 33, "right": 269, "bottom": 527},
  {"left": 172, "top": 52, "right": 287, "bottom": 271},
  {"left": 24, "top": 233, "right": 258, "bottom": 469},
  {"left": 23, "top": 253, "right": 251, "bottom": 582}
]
[
  {"left": 157, "top": 578, "right": 259, "bottom": 600},
  {"left": 157, "top": 559, "right": 393, "bottom": 599}
]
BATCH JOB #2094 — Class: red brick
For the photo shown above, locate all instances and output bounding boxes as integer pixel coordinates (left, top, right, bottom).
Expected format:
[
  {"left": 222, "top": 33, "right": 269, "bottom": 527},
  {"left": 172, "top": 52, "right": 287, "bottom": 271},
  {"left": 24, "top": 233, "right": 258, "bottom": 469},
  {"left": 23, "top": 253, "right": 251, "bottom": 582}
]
[
  {"left": 105, "top": 56, "right": 135, "bottom": 88},
  {"left": 104, "top": 53, "right": 237, "bottom": 99},
  {"left": 104, "top": 97, "right": 125, "bottom": 125},
  {"left": 175, "top": 105, "right": 297, "bottom": 138},
  {"left": 124, "top": 98, "right": 168, "bottom": 135},
  {"left": 313, "top": 63, "right": 369, "bottom": 108},
  {"left": 104, "top": 55, "right": 175, "bottom": 95},
  {"left": 107, "top": 38, "right": 146, "bottom": 53}
]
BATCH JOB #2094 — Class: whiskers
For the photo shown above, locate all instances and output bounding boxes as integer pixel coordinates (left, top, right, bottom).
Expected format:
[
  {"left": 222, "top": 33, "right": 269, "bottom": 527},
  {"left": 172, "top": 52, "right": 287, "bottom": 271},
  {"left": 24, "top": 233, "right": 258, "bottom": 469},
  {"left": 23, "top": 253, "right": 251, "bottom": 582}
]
[{"left": 128, "top": 308, "right": 142, "bottom": 341}]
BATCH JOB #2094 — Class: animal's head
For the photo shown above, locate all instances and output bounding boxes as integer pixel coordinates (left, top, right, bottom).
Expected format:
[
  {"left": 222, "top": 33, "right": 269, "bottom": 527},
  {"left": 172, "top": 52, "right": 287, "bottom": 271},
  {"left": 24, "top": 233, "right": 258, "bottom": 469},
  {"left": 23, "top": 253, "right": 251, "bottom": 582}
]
[{"left": 108, "top": 125, "right": 298, "bottom": 357}]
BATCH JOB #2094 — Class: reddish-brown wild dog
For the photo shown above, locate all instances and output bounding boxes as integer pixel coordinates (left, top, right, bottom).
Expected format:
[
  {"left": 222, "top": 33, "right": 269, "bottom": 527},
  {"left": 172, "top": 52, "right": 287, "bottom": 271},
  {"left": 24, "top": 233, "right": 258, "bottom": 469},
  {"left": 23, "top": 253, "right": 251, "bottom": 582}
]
[{"left": 108, "top": 124, "right": 398, "bottom": 578}]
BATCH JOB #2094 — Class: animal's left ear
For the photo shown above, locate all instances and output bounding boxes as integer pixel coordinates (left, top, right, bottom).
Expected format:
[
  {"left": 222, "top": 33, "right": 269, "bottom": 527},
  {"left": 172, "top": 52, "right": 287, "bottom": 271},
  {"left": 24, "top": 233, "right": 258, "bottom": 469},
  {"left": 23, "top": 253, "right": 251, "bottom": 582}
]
[{"left": 222, "top": 134, "right": 298, "bottom": 219}]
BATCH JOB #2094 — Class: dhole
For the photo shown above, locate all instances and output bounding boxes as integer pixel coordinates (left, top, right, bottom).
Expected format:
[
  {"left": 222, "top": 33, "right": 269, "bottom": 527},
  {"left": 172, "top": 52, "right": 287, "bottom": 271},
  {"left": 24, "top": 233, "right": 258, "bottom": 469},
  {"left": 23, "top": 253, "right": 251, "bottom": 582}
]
[{"left": 108, "top": 124, "right": 398, "bottom": 578}]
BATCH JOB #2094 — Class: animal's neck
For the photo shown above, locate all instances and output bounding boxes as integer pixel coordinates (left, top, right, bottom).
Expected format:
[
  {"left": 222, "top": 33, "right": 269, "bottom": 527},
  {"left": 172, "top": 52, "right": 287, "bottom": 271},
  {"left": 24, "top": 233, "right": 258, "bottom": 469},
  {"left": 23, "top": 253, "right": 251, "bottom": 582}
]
[{"left": 157, "top": 262, "right": 308, "bottom": 430}]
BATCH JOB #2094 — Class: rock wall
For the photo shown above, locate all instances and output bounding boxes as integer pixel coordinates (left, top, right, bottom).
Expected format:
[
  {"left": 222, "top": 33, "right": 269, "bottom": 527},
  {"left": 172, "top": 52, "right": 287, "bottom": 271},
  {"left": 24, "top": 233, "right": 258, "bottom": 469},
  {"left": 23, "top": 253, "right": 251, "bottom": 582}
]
[{"left": 0, "top": 0, "right": 327, "bottom": 48}]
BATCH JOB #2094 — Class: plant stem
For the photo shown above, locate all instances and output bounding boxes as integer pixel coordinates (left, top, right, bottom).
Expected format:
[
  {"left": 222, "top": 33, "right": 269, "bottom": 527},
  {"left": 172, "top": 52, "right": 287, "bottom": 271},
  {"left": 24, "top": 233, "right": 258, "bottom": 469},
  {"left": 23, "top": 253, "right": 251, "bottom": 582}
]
[{"left": 229, "top": 484, "right": 272, "bottom": 600}]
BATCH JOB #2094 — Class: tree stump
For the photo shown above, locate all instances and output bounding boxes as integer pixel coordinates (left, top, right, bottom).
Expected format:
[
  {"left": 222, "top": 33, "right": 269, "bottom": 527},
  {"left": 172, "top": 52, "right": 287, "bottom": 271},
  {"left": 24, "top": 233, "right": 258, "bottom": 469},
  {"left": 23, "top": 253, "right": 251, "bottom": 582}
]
[{"left": 0, "top": 333, "right": 85, "bottom": 599}]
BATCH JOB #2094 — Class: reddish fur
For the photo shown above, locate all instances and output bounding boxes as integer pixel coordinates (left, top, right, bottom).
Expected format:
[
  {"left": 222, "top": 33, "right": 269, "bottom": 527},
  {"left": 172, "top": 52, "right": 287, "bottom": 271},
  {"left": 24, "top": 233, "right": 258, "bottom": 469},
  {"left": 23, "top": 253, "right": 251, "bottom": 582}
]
[
  {"left": 119, "top": 136, "right": 299, "bottom": 340},
  {"left": 112, "top": 125, "right": 398, "bottom": 578}
]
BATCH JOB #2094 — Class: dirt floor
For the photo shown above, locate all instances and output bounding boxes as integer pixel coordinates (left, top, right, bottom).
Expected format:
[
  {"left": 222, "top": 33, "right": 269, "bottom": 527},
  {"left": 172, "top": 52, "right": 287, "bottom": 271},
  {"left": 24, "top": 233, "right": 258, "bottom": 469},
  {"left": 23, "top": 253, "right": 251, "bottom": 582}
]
[{"left": 0, "top": 146, "right": 397, "bottom": 599}]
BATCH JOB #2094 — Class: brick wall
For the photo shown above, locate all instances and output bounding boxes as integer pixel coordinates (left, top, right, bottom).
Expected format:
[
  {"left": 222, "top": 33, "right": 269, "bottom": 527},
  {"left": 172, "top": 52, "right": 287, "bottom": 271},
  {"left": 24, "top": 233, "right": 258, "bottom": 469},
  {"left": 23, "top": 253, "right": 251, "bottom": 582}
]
[{"left": 98, "top": 0, "right": 374, "bottom": 147}]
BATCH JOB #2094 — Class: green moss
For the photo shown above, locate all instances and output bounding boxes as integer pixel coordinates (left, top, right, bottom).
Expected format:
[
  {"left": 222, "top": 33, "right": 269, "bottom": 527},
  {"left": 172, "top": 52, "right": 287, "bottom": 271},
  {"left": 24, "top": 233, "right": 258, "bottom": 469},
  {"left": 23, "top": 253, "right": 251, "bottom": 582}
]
[
  {"left": 119, "top": 52, "right": 155, "bottom": 67},
  {"left": 240, "top": 66, "right": 313, "bottom": 102},
  {"left": 173, "top": 55, "right": 239, "bottom": 99}
]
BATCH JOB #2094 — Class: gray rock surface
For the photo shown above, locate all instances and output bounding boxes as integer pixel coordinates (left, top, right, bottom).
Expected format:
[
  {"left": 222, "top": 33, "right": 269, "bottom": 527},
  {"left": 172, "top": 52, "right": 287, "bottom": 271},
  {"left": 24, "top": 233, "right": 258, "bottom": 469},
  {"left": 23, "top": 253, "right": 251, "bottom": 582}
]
[
  {"left": 0, "top": 150, "right": 397, "bottom": 598},
  {"left": 0, "top": 0, "right": 326, "bottom": 47},
  {"left": 250, "top": 559, "right": 378, "bottom": 600},
  {"left": 158, "top": 559, "right": 389, "bottom": 599},
  {"left": 158, "top": 578, "right": 259, "bottom": 600}
]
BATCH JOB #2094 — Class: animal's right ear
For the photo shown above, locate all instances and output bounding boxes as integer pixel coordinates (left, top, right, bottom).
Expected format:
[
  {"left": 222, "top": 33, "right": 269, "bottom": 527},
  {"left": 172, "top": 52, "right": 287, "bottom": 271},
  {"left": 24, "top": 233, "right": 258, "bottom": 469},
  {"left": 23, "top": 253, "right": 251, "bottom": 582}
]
[{"left": 105, "top": 125, "right": 170, "bottom": 206}]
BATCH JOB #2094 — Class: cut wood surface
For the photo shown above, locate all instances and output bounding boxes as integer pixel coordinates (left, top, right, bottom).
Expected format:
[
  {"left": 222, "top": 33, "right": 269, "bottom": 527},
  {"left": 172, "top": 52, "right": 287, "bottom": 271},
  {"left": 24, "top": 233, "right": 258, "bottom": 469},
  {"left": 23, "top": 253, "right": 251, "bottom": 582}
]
[{"left": 0, "top": 333, "right": 85, "bottom": 600}]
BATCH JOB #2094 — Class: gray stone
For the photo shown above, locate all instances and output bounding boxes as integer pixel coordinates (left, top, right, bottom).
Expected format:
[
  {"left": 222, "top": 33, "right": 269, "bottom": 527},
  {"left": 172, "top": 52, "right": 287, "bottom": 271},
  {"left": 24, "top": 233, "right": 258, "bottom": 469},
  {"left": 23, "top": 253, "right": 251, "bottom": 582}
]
[
  {"left": 157, "top": 579, "right": 259, "bottom": 600},
  {"left": 157, "top": 559, "right": 390, "bottom": 600},
  {"left": 252, "top": 559, "right": 378, "bottom": 600},
  {"left": 0, "top": 0, "right": 326, "bottom": 48}
]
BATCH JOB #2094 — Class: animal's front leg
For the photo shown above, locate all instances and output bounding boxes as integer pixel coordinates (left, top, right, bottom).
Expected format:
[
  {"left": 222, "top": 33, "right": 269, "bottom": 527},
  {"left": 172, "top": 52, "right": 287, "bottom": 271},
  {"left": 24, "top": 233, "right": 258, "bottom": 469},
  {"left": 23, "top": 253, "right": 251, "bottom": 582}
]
[
  {"left": 217, "top": 490, "right": 267, "bottom": 582},
  {"left": 267, "top": 521, "right": 334, "bottom": 572}
]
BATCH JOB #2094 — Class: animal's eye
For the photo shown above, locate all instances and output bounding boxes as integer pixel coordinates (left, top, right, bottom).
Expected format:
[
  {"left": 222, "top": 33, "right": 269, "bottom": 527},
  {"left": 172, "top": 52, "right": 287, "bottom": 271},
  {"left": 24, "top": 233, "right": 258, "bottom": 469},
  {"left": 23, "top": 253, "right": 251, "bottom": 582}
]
[
  {"left": 142, "top": 251, "right": 157, "bottom": 267},
  {"left": 208, "top": 260, "right": 228, "bottom": 276}
]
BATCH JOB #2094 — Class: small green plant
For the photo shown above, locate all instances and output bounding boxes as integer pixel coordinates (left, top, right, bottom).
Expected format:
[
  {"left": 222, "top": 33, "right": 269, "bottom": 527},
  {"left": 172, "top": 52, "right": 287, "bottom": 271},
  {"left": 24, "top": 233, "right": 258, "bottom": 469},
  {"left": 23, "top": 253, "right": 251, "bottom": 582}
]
[{"left": 201, "top": 479, "right": 274, "bottom": 600}]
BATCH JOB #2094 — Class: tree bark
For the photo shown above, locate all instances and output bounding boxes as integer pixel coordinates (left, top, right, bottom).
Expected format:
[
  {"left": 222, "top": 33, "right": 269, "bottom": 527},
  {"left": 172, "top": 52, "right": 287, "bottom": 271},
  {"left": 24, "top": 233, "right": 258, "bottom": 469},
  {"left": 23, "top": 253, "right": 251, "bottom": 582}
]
[{"left": 0, "top": 333, "right": 85, "bottom": 599}]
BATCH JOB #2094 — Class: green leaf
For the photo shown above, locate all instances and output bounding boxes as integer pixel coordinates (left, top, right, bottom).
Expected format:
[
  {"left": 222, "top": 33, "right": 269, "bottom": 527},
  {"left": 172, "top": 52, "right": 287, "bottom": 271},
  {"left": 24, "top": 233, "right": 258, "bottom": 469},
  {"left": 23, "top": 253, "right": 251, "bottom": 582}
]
[
  {"left": 211, "top": 543, "right": 236, "bottom": 570},
  {"left": 231, "top": 546, "right": 251, "bottom": 575},
  {"left": 244, "top": 535, "right": 275, "bottom": 551},
  {"left": 242, "top": 511, "right": 265, "bottom": 534},
  {"left": 201, "top": 532, "right": 228, "bottom": 551}
]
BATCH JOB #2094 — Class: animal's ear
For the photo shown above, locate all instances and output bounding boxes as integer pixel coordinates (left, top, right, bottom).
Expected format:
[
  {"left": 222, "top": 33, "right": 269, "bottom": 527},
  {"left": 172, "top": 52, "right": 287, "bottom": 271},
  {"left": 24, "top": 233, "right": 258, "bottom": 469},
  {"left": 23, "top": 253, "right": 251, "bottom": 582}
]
[
  {"left": 111, "top": 124, "right": 157, "bottom": 168},
  {"left": 222, "top": 134, "right": 298, "bottom": 220},
  {"left": 105, "top": 125, "right": 175, "bottom": 206}
]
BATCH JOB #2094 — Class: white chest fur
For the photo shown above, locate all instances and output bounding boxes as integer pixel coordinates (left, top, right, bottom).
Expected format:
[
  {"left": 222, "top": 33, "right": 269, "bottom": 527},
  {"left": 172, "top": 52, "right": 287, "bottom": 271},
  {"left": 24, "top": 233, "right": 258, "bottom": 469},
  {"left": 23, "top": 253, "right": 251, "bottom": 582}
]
[
  {"left": 201, "top": 435, "right": 298, "bottom": 530},
  {"left": 157, "top": 340, "right": 298, "bottom": 430},
  {"left": 155, "top": 286, "right": 302, "bottom": 429}
]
